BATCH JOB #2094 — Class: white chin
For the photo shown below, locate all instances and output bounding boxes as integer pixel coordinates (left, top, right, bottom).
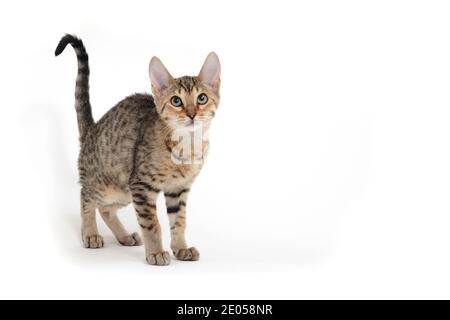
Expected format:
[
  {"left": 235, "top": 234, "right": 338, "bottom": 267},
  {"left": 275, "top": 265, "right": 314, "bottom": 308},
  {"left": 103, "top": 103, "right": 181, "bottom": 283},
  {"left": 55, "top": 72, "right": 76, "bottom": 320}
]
[
  {"left": 186, "top": 125, "right": 199, "bottom": 132},
  {"left": 179, "top": 123, "right": 202, "bottom": 132}
]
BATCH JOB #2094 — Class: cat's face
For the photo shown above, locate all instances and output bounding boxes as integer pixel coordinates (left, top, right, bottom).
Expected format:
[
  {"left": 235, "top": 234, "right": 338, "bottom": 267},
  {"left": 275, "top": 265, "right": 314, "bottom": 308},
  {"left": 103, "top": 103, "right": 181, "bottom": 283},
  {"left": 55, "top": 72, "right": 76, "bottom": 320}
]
[{"left": 149, "top": 53, "right": 221, "bottom": 132}]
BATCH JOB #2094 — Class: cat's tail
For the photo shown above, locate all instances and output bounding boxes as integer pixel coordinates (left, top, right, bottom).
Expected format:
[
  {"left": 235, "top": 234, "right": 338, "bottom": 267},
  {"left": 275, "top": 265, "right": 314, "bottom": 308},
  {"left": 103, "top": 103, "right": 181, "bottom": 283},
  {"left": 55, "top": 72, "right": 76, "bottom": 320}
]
[{"left": 55, "top": 34, "right": 94, "bottom": 141}]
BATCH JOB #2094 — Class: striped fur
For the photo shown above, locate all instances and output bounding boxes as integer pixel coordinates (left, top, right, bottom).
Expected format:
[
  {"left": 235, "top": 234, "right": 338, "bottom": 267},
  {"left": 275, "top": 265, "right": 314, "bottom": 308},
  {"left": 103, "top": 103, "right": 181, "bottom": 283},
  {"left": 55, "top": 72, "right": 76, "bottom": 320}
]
[
  {"left": 55, "top": 34, "right": 220, "bottom": 266},
  {"left": 55, "top": 34, "right": 94, "bottom": 141}
]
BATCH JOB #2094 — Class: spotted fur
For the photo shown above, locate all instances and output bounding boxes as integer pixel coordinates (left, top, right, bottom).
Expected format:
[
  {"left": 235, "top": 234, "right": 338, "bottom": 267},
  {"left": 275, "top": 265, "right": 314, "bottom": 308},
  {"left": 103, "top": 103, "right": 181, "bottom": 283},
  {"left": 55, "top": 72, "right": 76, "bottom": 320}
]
[{"left": 55, "top": 34, "right": 220, "bottom": 266}]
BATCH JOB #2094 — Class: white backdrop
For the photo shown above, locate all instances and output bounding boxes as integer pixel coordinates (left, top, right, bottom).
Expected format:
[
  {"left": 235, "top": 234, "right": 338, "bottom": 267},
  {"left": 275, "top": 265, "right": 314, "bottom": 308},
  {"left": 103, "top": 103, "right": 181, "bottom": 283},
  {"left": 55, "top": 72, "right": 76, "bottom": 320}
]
[{"left": 0, "top": 0, "right": 449, "bottom": 299}]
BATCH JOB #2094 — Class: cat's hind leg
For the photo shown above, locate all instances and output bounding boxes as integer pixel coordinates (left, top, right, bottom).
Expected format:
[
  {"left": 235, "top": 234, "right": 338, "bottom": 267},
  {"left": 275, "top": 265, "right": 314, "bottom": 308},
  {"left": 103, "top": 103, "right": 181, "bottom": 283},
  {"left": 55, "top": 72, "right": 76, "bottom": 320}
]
[
  {"left": 80, "top": 187, "right": 104, "bottom": 249},
  {"left": 99, "top": 205, "right": 142, "bottom": 246}
]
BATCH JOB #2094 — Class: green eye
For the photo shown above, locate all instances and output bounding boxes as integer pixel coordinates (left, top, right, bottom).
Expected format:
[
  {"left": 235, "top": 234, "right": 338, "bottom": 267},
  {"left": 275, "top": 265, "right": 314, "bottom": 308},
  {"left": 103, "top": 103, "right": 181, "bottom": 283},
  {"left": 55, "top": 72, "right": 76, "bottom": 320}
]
[
  {"left": 170, "top": 96, "right": 183, "bottom": 107},
  {"left": 197, "top": 93, "right": 208, "bottom": 105}
]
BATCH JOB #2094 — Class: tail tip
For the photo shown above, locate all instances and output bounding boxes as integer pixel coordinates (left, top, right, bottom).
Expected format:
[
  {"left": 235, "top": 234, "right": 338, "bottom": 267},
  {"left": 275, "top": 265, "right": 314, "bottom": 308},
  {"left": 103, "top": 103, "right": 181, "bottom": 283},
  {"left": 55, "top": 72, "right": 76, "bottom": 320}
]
[
  {"left": 54, "top": 47, "right": 63, "bottom": 57},
  {"left": 54, "top": 34, "right": 80, "bottom": 57}
]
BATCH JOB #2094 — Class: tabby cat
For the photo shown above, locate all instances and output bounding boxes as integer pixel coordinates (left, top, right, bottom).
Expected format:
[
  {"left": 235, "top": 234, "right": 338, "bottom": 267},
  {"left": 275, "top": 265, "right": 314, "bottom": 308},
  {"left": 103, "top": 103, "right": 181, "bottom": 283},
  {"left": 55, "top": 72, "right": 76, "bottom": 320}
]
[{"left": 55, "top": 34, "right": 220, "bottom": 266}]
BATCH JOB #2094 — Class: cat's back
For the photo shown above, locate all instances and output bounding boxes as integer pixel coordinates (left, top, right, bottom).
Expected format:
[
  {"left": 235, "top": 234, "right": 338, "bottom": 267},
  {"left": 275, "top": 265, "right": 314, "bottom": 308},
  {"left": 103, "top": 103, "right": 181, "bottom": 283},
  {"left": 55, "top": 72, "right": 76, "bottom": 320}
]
[
  {"left": 79, "top": 93, "right": 157, "bottom": 189},
  {"left": 85, "top": 93, "right": 156, "bottom": 143},
  {"left": 95, "top": 93, "right": 156, "bottom": 132}
]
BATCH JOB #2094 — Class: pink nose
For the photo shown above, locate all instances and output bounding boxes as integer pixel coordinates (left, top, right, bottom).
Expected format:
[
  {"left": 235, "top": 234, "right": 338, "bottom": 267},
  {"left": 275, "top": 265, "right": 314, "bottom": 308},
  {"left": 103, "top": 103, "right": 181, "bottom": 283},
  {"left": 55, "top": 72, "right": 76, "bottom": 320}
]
[{"left": 186, "top": 105, "right": 196, "bottom": 120}]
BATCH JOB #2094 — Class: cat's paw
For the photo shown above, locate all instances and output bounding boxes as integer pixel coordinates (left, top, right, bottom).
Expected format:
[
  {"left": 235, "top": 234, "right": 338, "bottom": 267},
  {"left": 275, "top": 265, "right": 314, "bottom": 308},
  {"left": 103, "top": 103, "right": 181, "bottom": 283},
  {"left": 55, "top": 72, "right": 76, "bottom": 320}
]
[
  {"left": 146, "top": 251, "right": 171, "bottom": 266},
  {"left": 83, "top": 234, "right": 104, "bottom": 249},
  {"left": 173, "top": 247, "right": 200, "bottom": 261},
  {"left": 118, "top": 232, "right": 142, "bottom": 246}
]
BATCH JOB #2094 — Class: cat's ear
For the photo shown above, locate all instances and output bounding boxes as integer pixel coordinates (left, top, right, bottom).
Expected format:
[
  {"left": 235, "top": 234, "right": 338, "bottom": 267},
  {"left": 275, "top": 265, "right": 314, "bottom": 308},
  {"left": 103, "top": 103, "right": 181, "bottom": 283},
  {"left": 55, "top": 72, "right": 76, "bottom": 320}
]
[
  {"left": 198, "top": 52, "right": 221, "bottom": 92},
  {"left": 149, "top": 56, "right": 174, "bottom": 96}
]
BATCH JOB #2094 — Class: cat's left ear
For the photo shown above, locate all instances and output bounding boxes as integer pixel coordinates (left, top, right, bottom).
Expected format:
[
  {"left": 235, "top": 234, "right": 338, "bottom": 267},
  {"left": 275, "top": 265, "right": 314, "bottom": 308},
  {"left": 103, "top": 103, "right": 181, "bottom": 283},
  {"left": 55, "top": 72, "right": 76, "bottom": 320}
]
[{"left": 198, "top": 52, "right": 221, "bottom": 92}]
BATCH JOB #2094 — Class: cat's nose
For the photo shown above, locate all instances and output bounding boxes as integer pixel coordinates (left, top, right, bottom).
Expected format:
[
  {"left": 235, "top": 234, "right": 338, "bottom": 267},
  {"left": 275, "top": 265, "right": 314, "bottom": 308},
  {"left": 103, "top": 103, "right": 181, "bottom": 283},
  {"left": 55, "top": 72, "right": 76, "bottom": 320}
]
[{"left": 186, "top": 105, "right": 196, "bottom": 120}]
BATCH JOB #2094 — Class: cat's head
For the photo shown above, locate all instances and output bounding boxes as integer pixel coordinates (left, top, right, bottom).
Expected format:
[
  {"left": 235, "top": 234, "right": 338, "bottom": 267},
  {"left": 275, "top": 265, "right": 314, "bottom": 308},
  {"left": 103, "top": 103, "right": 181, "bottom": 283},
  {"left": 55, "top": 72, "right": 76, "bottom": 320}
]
[{"left": 149, "top": 52, "right": 221, "bottom": 132}]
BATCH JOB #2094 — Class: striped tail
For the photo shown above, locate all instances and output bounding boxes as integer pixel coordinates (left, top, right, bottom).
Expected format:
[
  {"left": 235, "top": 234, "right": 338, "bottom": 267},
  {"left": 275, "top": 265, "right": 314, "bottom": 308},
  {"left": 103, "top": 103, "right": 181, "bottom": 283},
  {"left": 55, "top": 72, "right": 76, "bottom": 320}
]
[{"left": 55, "top": 34, "right": 94, "bottom": 141}]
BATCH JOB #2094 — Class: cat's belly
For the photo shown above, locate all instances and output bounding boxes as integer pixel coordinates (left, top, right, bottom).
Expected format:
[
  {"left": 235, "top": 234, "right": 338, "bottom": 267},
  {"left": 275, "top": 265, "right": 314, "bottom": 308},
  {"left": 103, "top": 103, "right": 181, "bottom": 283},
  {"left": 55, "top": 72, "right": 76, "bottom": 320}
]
[
  {"left": 100, "top": 186, "right": 132, "bottom": 207},
  {"left": 97, "top": 162, "right": 203, "bottom": 206}
]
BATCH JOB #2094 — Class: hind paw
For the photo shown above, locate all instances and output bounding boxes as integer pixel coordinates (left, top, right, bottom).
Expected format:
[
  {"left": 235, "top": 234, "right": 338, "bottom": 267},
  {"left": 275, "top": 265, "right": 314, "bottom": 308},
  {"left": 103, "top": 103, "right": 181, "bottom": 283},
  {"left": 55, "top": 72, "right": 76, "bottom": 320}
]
[{"left": 118, "top": 232, "right": 142, "bottom": 246}]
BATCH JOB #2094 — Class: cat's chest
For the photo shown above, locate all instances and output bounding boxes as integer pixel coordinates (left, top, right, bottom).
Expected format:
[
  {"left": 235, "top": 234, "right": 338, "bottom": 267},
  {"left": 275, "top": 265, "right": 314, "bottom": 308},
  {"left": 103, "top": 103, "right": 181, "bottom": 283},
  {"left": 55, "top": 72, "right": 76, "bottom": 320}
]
[
  {"left": 157, "top": 139, "right": 208, "bottom": 188},
  {"left": 163, "top": 162, "right": 203, "bottom": 188},
  {"left": 137, "top": 136, "right": 208, "bottom": 189}
]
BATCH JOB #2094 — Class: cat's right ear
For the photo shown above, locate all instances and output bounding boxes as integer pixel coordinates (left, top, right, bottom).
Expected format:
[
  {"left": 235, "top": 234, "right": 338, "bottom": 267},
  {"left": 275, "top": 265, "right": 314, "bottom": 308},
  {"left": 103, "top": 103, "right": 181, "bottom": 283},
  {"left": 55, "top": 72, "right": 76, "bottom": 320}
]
[{"left": 149, "top": 57, "right": 174, "bottom": 96}]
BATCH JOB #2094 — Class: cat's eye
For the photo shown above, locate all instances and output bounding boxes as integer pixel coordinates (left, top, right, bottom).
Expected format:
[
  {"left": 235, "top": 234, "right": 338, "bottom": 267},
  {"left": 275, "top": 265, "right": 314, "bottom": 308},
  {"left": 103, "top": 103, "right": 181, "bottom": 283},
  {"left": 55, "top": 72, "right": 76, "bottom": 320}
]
[
  {"left": 170, "top": 96, "right": 183, "bottom": 107},
  {"left": 197, "top": 93, "right": 208, "bottom": 105}
]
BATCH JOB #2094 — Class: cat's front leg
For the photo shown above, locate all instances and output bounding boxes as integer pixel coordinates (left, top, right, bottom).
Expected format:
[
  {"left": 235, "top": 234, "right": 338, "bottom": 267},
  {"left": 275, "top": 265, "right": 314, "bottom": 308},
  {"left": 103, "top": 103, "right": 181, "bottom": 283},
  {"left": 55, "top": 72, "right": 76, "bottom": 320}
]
[
  {"left": 130, "top": 181, "right": 170, "bottom": 266},
  {"left": 164, "top": 188, "right": 199, "bottom": 261}
]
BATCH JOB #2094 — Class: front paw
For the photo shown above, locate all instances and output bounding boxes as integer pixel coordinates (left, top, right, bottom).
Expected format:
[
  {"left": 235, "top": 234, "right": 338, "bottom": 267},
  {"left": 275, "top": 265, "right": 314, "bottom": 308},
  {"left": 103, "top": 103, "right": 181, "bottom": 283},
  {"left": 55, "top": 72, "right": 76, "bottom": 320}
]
[
  {"left": 83, "top": 234, "right": 104, "bottom": 249},
  {"left": 173, "top": 247, "right": 200, "bottom": 261},
  {"left": 146, "top": 251, "right": 171, "bottom": 266}
]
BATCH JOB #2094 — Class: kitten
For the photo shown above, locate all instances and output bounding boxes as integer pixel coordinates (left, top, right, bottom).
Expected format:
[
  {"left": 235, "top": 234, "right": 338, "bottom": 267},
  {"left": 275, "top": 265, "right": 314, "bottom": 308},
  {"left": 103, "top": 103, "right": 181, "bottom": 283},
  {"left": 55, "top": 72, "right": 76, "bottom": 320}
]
[{"left": 55, "top": 34, "right": 220, "bottom": 266}]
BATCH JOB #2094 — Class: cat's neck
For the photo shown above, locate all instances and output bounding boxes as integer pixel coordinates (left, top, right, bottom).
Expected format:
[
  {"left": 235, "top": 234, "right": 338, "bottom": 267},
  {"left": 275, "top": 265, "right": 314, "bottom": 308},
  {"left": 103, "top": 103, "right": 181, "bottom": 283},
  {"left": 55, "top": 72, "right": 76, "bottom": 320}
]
[{"left": 155, "top": 119, "right": 210, "bottom": 165}]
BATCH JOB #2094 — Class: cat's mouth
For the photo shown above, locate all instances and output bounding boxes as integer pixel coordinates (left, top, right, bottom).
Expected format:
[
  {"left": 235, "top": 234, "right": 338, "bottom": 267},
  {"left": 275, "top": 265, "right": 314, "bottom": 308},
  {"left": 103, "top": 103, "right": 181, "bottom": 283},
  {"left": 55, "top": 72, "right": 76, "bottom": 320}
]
[
  {"left": 185, "top": 122, "right": 201, "bottom": 131},
  {"left": 178, "top": 120, "right": 203, "bottom": 132}
]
